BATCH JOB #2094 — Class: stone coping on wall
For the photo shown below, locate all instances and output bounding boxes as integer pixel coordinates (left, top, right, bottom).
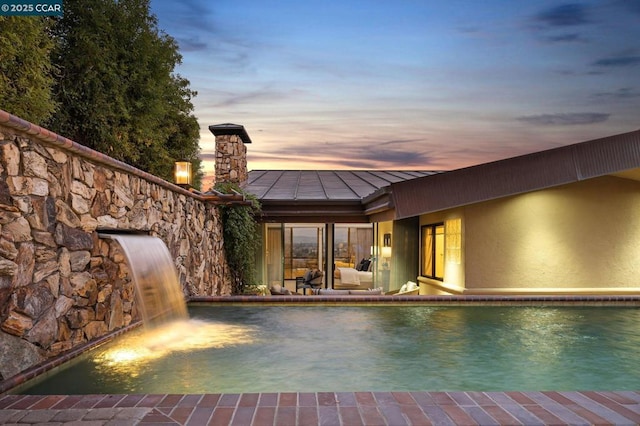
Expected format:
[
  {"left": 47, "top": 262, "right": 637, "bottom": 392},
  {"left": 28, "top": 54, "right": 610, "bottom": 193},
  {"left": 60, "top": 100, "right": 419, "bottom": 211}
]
[{"left": 0, "top": 109, "right": 196, "bottom": 199}]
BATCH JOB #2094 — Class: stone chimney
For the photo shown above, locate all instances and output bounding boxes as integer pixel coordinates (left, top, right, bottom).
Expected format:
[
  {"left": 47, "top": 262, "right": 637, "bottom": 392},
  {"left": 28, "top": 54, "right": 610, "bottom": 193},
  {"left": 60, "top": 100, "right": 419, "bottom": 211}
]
[{"left": 209, "top": 123, "right": 252, "bottom": 185}]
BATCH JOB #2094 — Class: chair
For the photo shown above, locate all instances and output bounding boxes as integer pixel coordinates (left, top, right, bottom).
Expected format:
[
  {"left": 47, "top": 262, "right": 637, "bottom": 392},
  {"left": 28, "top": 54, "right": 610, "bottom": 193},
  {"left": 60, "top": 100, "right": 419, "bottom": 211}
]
[
  {"left": 295, "top": 276, "right": 307, "bottom": 294},
  {"left": 296, "top": 269, "right": 324, "bottom": 294}
]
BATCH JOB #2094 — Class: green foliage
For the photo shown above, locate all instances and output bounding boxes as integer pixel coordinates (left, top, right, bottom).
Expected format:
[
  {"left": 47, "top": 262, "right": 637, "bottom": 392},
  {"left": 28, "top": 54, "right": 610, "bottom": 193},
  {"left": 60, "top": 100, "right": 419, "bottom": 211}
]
[
  {"left": 0, "top": 17, "right": 57, "bottom": 123},
  {"left": 215, "top": 183, "right": 262, "bottom": 294},
  {"left": 48, "top": 0, "right": 202, "bottom": 188}
]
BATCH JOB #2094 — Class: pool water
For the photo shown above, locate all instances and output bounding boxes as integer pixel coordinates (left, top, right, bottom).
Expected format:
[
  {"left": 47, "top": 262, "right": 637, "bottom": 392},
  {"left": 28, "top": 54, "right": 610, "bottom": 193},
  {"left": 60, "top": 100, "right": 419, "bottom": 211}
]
[{"left": 18, "top": 305, "right": 640, "bottom": 394}]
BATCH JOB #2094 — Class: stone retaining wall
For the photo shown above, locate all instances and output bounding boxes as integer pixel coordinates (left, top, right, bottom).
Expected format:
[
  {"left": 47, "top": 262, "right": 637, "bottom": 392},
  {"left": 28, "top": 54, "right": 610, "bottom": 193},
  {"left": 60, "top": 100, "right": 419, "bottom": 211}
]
[{"left": 0, "top": 111, "right": 231, "bottom": 382}]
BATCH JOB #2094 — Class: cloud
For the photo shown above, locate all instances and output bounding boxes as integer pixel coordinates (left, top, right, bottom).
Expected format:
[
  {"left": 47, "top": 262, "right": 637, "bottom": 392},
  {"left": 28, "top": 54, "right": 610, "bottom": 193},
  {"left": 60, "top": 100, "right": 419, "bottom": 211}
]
[
  {"left": 457, "top": 26, "right": 482, "bottom": 34},
  {"left": 212, "top": 88, "right": 288, "bottom": 108},
  {"left": 592, "top": 55, "right": 640, "bottom": 67},
  {"left": 554, "top": 69, "right": 604, "bottom": 76},
  {"left": 543, "top": 33, "right": 586, "bottom": 43},
  {"left": 591, "top": 87, "right": 640, "bottom": 100},
  {"left": 534, "top": 3, "right": 592, "bottom": 27},
  {"left": 528, "top": 4, "right": 593, "bottom": 45},
  {"left": 152, "top": 0, "right": 213, "bottom": 49},
  {"left": 246, "top": 137, "right": 437, "bottom": 170},
  {"left": 199, "top": 152, "right": 217, "bottom": 162},
  {"left": 355, "top": 149, "right": 432, "bottom": 166},
  {"left": 517, "top": 113, "right": 610, "bottom": 126},
  {"left": 154, "top": 0, "right": 262, "bottom": 56},
  {"left": 177, "top": 37, "right": 209, "bottom": 52},
  {"left": 616, "top": 0, "right": 640, "bottom": 15},
  {"left": 378, "top": 138, "right": 425, "bottom": 147}
]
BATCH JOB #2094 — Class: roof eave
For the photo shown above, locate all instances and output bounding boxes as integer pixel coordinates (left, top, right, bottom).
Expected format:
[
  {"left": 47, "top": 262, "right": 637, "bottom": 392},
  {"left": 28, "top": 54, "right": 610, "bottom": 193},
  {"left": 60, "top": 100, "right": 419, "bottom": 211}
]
[
  {"left": 257, "top": 199, "right": 368, "bottom": 223},
  {"left": 391, "top": 128, "right": 640, "bottom": 219}
]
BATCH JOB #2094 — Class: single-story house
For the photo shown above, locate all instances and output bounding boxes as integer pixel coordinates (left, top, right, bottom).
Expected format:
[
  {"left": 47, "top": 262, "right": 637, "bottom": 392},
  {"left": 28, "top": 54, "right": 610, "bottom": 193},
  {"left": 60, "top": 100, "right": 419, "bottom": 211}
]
[{"left": 211, "top": 125, "right": 640, "bottom": 295}]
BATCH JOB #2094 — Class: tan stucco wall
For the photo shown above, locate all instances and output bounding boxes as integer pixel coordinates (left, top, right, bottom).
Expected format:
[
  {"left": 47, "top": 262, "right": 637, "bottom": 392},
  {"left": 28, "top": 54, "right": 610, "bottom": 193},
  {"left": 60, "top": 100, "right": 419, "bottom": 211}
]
[
  {"left": 463, "top": 176, "right": 640, "bottom": 293},
  {"left": 418, "top": 209, "right": 466, "bottom": 294}
]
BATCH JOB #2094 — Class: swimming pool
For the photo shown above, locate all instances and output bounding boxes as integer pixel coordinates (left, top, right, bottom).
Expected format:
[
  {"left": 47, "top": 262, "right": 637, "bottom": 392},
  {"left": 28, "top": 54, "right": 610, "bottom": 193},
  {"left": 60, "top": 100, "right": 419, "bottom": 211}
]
[{"left": 16, "top": 304, "right": 640, "bottom": 394}]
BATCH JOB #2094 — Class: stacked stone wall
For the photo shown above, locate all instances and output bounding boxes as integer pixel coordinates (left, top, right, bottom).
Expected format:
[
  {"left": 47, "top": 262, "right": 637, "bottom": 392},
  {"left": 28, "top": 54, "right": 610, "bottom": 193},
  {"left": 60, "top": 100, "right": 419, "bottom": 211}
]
[
  {"left": 214, "top": 134, "right": 248, "bottom": 184},
  {"left": 0, "top": 118, "right": 231, "bottom": 382}
]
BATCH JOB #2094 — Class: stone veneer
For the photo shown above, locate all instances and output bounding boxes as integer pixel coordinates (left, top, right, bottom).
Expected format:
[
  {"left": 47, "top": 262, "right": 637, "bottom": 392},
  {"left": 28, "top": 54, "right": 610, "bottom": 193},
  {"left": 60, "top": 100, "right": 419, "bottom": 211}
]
[
  {"left": 210, "top": 124, "right": 251, "bottom": 185},
  {"left": 0, "top": 110, "right": 232, "bottom": 382}
]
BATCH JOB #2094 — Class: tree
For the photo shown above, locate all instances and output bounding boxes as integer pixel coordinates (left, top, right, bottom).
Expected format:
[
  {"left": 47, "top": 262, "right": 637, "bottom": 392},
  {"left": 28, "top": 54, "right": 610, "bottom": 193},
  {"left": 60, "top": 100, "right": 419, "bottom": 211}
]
[
  {"left": 49, "top": 0, "right": 202, "bottom": 187},
  {"left": 0, "top": 17, "right": 57, "bottom": 123}
]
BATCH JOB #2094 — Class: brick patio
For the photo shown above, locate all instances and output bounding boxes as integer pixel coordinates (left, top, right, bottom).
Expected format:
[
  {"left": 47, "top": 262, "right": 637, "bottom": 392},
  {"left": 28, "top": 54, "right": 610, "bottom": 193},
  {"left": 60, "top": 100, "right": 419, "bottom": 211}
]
[{"left": 2, "top": 391, "right": 640, "bottom": 425}]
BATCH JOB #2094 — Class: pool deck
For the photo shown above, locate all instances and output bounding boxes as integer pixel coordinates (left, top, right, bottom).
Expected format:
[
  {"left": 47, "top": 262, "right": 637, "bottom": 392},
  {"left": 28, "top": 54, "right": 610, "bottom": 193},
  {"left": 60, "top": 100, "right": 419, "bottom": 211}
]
[
  {"left": 2, "top": 295, "right": 640, "bottom": 425},
  {"left": 2, "top": 391, "right": 640, "bottom": 425}
]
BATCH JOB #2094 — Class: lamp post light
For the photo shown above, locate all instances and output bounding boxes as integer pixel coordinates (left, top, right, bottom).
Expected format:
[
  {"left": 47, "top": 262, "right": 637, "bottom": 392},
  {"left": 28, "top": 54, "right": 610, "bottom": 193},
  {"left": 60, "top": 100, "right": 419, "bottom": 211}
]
[{"left": 174, "top": 160, "right": 192, "bottom": 188}]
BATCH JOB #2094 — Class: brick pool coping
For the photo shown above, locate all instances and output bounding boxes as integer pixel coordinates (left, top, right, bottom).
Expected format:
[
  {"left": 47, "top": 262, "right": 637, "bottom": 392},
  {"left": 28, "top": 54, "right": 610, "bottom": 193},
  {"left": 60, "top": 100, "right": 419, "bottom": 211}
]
[
  {"left": 2, "top": 295, "right": 640, "bottom": 425},
  {"left": 2, "top": 391, "right": 640, "bottom": 425}
]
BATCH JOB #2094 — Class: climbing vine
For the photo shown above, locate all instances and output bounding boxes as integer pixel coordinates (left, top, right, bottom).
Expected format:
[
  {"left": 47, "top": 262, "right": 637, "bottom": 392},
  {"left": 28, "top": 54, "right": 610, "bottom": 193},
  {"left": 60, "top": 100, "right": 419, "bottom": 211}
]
[{"left": 215, "top": 182, "right": 262, "bottom": 294}]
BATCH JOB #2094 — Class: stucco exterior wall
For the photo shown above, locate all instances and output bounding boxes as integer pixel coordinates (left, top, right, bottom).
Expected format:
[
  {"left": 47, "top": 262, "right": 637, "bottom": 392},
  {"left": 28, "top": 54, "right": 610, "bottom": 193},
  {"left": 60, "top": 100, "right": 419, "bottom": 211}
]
[{"left": 463, "top": 176, "right": 640, "bottom": 293}]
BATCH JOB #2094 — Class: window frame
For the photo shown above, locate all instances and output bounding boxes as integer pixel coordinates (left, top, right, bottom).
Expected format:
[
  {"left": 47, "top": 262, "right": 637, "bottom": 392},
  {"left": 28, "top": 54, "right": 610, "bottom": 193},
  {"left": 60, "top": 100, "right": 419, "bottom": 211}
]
[
  {"left": 420, "top": 222, "right": 445, "bottom": 281},
  {"left": 283, "top": 225, "right": 322, "bottom": 279}
]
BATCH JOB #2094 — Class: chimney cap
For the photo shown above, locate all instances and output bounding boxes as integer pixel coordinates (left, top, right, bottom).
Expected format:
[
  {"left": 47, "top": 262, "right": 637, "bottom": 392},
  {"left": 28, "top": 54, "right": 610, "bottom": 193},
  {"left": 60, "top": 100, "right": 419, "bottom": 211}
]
[{"left": 208, "top": 123, "right": 252, "bottom": 144}]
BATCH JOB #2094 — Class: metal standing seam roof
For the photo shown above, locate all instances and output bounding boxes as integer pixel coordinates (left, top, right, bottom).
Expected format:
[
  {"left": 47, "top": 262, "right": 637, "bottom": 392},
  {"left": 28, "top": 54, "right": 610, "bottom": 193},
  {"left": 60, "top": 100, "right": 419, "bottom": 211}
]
[
  {"left": 244, "top": 170, "right": 437, "bottom": 201},
  {"left": 243, "top": 129, "right": 640, "bottom": 222},
  {"left": 390, "top": 128, "right": 640, "bottom": 219}
]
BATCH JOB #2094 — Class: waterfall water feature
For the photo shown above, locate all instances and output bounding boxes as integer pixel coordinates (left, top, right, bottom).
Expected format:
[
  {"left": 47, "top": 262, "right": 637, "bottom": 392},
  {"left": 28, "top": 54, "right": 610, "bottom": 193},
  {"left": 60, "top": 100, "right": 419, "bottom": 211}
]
[{"left": 99, "top": 233, "right": 188, "bottom": 327}]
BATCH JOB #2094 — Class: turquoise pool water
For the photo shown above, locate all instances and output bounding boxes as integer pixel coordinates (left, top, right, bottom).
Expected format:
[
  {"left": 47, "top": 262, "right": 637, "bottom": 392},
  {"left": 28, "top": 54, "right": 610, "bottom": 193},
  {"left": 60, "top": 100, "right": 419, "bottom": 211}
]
[{"left": 18, "top": 305, "right": 640, "bottom": 394}]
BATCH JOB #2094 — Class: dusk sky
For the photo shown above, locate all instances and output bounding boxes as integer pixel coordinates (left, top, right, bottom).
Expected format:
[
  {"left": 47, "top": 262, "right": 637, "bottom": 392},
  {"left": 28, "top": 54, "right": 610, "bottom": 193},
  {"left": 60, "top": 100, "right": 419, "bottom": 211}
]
[{"left": 150, "top": 0, "right": 640, "bottom": 189}]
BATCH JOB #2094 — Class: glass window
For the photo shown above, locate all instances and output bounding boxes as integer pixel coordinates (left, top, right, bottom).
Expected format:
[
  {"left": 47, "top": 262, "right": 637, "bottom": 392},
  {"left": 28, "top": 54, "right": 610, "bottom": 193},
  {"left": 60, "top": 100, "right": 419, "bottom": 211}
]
[
  {"left": 445, "top": 218, "right": 461, "bottom": 264},
  {"left": 266, "top": 225, "right": 283, "bottom": 285},
  {"left": 334, "top": 225, "right": 373, "bottom": 268},
  {"left": 421, "top": 223, "right": 445, "bottom": 280},
  {"left": 284, "top": 225, "right": 323, "bottom": 279}
]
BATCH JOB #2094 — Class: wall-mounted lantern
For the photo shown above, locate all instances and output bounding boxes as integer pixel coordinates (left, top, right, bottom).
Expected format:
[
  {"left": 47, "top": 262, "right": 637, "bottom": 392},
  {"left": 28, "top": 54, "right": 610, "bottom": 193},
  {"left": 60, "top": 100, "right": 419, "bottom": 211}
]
[{"left": 174, "top": 161, "right": 192, "bottom": 187}]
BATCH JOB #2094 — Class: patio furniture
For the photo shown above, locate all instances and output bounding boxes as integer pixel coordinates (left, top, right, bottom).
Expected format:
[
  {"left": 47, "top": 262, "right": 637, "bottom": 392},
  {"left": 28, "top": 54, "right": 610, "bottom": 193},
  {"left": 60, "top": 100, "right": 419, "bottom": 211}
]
[
  {"left": 269, "top": 284, "right": 301, "bottom": 295},
  {"left": 296, "top": 269, "right": 324, "bottom": 294}
]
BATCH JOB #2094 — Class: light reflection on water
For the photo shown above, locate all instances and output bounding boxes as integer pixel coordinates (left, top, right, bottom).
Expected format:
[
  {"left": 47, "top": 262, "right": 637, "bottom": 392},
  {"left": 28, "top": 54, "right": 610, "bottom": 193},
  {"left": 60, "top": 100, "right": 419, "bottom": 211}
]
[
  {"left": 93, "top": 319, "right": 255, "bottom": 375},
  {"left": 18, "top": 306, "right": 640, "bottom": 394}
]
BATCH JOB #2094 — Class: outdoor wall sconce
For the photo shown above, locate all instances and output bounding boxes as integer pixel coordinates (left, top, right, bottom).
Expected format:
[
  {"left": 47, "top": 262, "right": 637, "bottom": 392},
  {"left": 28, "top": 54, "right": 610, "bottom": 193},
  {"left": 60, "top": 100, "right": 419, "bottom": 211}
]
[{"left": 174, "top": 161, "right": 192, "bottom": 187}]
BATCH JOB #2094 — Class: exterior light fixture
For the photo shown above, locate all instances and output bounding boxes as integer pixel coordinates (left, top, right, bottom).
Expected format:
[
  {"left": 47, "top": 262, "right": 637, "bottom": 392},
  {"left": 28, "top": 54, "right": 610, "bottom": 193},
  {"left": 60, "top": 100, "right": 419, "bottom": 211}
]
[
  {"left": 381, "top": 246, "right": 392, "bottom": 270},
  {"left": 174, "top": 161, "right": 192, "bottom": 187}
]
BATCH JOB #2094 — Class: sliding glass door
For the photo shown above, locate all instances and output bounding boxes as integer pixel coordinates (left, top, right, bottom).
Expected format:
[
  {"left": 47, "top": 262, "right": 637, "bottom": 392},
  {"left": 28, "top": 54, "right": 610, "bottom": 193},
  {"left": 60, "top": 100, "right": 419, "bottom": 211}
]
[
  {"left": 334, "top": 225, "right": 373, "bottom": 268},
  {"left": 284, "top": 225, "right": 324, "bottom": 279}
]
